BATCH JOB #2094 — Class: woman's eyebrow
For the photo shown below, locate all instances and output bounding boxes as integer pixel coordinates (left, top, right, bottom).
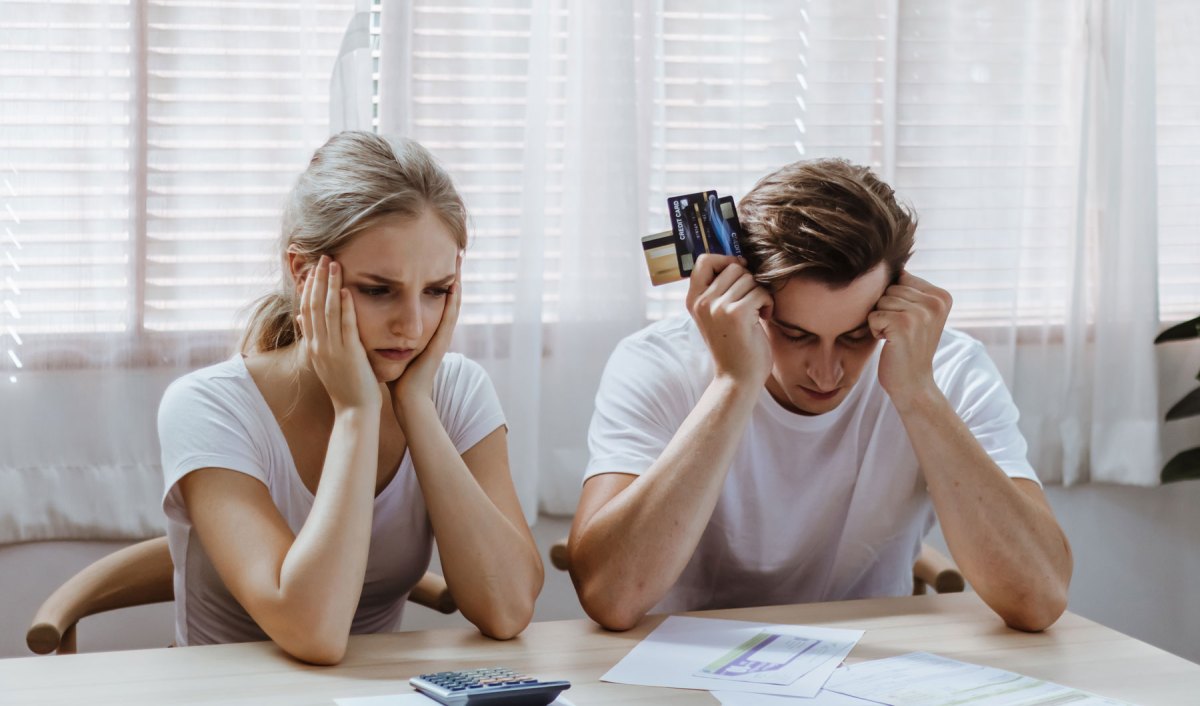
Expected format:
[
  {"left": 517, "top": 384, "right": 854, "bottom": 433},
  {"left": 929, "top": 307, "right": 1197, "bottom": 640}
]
[{"left": 357, "top": 273, "right": 456, "bottom": 287}]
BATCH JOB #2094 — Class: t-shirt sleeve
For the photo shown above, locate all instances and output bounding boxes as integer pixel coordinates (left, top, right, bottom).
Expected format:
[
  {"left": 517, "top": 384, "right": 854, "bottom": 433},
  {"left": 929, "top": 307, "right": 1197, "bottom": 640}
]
[
  {"left": 942, "top": 340, "right": 1041, "bottom": 486},
  {"left": 584, "top": 334, "right": 694, "bottom": 482},
  {"left": 158, "top": 375, "right": 270, "bottom": 526},
  {"left": 432, "top": 354, "right": 507, "bottom": 455}
]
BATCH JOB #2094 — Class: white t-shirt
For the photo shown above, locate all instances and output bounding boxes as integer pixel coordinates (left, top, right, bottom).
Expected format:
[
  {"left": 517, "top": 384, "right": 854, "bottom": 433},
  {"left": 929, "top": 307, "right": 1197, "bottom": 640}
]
[
  {"left": 158, "top": 352, "right": 505, "bottom": 646},
  {"left": 584, "top": 316, "right": 1038, "bottom": 614}
]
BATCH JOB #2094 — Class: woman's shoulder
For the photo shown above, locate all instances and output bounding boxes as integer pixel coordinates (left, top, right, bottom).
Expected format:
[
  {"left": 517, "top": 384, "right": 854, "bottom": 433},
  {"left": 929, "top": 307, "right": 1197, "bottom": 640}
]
[
  {"left": 431, "top": 353, "right": 505, "bottom": 445},
  {"left": 434, "top": 351, "right": 489, "bottom": 386},
  {"left": 160, "top": 355, "right": 261, "bottom": 421}
]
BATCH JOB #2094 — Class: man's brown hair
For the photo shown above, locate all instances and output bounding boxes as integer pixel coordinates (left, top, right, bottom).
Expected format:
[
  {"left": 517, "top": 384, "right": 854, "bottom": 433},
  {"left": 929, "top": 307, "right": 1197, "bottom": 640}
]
[{"left": 737, "top": 158, "right": 916, "bottom": 290}]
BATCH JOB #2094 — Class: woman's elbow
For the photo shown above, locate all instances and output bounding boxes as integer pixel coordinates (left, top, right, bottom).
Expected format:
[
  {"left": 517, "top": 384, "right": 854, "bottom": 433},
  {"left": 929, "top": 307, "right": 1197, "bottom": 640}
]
[
  {"left": 574, "top": 575, "right": 645, "bottom": 632},
  {"left": 277, "top": 631, "right": 349, "bottom": 666},
  {"left": 474, "top": 599, "right": 535, "bottom": 640},
  {"left": 260, "top": 602, "right": 352, "bottom": 665}
]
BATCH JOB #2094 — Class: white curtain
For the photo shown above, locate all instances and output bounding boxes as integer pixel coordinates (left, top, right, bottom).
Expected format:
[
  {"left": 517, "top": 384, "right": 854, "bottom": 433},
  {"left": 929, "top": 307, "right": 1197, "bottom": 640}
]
[
  {"left": 366, "top": 0, "right": 1181, "bottom": 513},
  {"left": 1, "top": 1, "right": 355, "bottom": 542},
  {"left": 2, "top": 0, "right": 1195, "bottom": 544}
]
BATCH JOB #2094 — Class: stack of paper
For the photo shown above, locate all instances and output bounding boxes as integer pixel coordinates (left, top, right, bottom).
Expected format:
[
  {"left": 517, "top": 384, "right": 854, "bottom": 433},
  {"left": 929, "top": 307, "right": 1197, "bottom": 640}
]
[
  {"left": 600, "top": 615, "right": 863, "bottom": 699},
  {"left": 713, "top": 652, "right": 1132, "bottom": 705},
  {"left": 603, "top": 618, "right": 1130, "bottom": 705}
]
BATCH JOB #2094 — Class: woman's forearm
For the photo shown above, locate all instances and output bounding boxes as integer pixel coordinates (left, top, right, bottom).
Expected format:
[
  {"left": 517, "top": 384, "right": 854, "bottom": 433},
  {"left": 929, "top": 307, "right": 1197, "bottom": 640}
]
[{"left": 400, "top": 398, "right": 542, "bottom": 639}]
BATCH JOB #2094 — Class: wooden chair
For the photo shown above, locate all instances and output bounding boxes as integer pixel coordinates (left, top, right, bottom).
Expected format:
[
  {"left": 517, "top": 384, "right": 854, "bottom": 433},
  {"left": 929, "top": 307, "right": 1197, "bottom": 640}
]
[
  {"left": 26, "top": 536, "right": 456, "bottom": 655},
  {"left": 548, "top": 538, "right": 965, "bottom": 595}
]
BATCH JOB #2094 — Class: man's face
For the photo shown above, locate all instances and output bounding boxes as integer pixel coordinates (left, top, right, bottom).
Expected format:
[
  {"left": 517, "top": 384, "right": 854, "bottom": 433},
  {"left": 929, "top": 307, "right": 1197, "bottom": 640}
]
[{"left": 761, "top": 263, "right": 891, "bottom": 415}]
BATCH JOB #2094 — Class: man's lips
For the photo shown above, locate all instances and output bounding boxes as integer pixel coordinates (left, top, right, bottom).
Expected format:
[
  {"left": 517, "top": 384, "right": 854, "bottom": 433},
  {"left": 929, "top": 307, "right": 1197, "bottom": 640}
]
[
  {"left": 376, "top": 348, "right": 415, "bottom": 361},
  {"left": 800, "top": 386, "right": 840, "bottom": 401}
]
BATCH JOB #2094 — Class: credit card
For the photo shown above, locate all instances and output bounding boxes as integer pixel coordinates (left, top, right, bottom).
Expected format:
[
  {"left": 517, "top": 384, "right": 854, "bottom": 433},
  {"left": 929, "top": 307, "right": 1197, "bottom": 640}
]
[
  {"left": 717, "top": 195, "right": 743, "bottom": 258},
  {"left": 670, "top": 191, "right": 724, "bottom": 257},
  {"left": 642, "top": 229, "right": 692, "bottom": 286},
  {"left": 646, "top": 191, "right": 744, "bottom": 286}
]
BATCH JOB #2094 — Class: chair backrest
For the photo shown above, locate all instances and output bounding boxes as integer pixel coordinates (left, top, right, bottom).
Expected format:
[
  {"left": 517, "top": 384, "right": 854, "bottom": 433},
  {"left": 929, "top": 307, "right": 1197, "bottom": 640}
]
[
  {"left": 547, "top": 538, "right": 965, "bottom": 596},
  {"left": 27, "top": 536, "right": 457, "bottom": 655}
]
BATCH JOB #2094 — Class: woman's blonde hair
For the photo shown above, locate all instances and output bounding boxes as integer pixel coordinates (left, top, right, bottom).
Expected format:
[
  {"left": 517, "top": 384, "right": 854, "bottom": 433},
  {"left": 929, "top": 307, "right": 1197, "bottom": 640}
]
[{"left": 241, "top": 131, "right": 467, "bottom": 354}]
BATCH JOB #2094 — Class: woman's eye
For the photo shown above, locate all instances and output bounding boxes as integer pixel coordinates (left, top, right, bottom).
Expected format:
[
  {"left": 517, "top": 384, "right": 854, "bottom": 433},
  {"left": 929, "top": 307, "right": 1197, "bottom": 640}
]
[
  {"left": 358, "top": 286, "right": 390, "bottom": 297},
  {"left": 841, "top": 332, "right": 873, "bottom": 345},
  {"left": 783, "top": 332, "right": 811, "bottom": 344},
  {"left": 425, "top": 287, "right": 451, "bottom": 298}
]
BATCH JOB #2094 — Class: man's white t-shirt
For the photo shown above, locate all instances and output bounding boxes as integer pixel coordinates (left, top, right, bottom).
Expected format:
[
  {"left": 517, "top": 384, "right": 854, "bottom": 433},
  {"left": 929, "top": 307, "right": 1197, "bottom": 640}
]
[
  {"left": 158, "top": 352, "right": 505, "bottom": 646},
  {"left": 584, "top": 316, "right": 1038, "bottom": 614}
]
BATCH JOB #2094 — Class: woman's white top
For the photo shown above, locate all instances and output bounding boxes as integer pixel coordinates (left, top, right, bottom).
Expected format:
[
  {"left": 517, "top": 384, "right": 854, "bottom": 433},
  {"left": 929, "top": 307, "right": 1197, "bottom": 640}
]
[{"left": 158, "top": 353, "right": 505, "bottom": 646}]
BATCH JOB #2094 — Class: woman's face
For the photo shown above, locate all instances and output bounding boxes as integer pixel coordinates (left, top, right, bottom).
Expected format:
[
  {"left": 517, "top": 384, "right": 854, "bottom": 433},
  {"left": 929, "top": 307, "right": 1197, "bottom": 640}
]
[{"left": 318, "top": 210, "right": 460, "bottom": 382}]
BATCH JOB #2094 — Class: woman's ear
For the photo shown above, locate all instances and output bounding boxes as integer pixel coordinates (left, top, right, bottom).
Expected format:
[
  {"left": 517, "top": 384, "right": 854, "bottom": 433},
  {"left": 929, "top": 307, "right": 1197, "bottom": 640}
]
[{"left": 285, "top": 247, "right": 309, "bottom": 291}]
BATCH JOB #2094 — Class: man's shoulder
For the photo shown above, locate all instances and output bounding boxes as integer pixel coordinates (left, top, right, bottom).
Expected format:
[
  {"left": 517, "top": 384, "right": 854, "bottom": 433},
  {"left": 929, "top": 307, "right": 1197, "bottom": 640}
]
[
  {"left": 599, "top": 315, "right": 711, "bottom": 401},
  {"left": 614, "top": 315, "right": 707, "bottom": 364},
  {"left": 623, "top": 314, "right": 699, "bottom": 346}
]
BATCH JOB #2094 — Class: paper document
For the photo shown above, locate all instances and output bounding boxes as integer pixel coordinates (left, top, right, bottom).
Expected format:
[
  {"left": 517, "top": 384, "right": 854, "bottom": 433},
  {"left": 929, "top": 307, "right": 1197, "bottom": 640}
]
[
  {"left": 713, "top": 686, "right": 875, "bottom": 705},
  {"left": 601, "top": 615, "right": 863, "bottom": 698},
  {"left": 334, "top": 695, "right": 576, "bottom": 706},
  {"left": 826, "top": 652, "right": 1132, "bottom": 706}
]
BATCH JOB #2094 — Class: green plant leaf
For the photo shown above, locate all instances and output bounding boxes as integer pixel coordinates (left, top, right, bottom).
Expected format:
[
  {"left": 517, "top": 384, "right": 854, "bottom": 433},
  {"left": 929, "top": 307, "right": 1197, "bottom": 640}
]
[
  {"left": 1154, "top": 315, "right": 1200, "bottom": 344},
  {"left": 1166, "top": 387, "right": 1200, "bottom": 421},
  {"left": 1161, "top": 448, "right": 1200, "bottom": 483}
]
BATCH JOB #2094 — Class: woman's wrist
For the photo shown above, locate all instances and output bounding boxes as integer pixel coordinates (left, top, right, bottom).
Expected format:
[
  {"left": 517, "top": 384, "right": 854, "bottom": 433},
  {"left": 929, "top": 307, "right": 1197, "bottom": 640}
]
[{"left": 393, "top": 393, "right": 436, "bottom": 428}]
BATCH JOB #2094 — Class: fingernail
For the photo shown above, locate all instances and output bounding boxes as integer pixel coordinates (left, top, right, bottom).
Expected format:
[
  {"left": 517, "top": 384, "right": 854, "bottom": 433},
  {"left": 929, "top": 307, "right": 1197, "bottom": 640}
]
[{"left": 330, "top": 262, "right": 338, "bottom": 274}]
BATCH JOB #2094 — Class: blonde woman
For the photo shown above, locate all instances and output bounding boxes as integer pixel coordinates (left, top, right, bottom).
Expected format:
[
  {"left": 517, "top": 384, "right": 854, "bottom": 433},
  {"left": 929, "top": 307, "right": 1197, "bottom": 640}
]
[{"left": 157, "top": 132, "right": 543, "bottom": 664}]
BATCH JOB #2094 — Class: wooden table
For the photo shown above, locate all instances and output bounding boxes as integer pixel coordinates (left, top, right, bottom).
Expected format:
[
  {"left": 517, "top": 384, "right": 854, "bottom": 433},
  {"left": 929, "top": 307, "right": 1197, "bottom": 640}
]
[{"left": 2, "top": 593, "right": 1198, "bottom": 705}]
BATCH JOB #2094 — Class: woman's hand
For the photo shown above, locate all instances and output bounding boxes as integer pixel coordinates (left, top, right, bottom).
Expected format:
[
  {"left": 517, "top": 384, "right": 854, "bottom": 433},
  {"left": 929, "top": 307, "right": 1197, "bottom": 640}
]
[
  {"left": 388, "top": 256, "right": 462, "bottom": 419},
  {"left": 297, "top": 254, "right": 381, "bottom": 413}
]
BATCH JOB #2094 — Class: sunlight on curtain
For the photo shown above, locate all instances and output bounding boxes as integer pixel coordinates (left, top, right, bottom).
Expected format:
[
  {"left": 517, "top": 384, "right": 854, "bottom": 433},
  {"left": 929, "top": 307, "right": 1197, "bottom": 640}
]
[
  {"left": 0, "top": 0, "right": 353, "bottom": 542},
  {"left": 2, "top": 0, "right": 1197, "bottom": 542}
]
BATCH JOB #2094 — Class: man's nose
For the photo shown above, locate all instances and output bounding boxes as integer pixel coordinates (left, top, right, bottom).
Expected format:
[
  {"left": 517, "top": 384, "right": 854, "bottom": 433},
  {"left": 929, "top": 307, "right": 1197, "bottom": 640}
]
[{"left": 807, "top": 348, "right": 844, "bottom": 391}]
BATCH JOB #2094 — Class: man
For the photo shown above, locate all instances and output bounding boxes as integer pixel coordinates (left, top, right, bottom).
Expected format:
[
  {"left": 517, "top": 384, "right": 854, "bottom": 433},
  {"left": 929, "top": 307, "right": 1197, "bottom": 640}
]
[{"left": 569, "top": 159, "right": 1073, "bottom": 632}]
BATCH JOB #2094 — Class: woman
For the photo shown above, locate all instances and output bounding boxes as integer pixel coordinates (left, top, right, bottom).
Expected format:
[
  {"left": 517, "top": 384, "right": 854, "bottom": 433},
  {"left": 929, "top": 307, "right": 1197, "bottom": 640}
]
[{"left": 158, "top": 131, "right": 543, "bottom": 664}]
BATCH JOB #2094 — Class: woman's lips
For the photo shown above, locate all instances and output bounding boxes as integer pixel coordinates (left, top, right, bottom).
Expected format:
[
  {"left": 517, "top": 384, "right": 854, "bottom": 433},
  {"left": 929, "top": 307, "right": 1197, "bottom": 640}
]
[{"left": 376, "top": 348, "right": 415, "bottom": 361}]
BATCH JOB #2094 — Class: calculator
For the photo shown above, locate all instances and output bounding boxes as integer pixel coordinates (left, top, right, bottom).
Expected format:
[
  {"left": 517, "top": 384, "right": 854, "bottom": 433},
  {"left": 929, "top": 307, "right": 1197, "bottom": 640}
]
[{"left": 408, "top": 667, "right": 571, "bottom": 706}]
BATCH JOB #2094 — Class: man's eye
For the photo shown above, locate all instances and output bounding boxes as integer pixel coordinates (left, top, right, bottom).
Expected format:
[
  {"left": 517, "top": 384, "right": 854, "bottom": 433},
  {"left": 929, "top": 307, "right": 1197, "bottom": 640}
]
[{"left": 358, "top": 286, "right": 389, "bottom": 297}]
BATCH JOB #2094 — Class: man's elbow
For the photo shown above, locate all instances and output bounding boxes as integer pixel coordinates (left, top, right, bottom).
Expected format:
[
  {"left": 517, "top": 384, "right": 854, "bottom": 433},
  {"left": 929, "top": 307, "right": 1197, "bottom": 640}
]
[
  {"left": 574, "top": 574, "right": 647, "bottom": 632},
  {"left": 1001, "top": 586, "right": 1069, "bottom": 633}
]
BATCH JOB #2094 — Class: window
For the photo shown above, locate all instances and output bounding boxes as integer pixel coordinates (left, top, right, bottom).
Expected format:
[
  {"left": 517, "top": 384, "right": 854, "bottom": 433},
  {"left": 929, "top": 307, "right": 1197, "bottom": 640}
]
[
  {"left": 2, "top": 0, "right": 354, "bottom": 367},
  {"left": 1157, "top": 0, "right": 1200, "bottom": 321},
  {"left": 3, "top": 0, "right": 1198, "bottom": 376}
]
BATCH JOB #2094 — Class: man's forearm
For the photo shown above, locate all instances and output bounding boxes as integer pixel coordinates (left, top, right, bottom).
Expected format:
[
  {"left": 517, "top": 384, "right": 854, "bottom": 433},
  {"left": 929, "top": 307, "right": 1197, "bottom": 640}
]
[
  {"left": 570, "top": 376, "right": 759, "bottom": 629},
  {"left": 896, "top": 386, "right": 1072, "bottom": 631}
]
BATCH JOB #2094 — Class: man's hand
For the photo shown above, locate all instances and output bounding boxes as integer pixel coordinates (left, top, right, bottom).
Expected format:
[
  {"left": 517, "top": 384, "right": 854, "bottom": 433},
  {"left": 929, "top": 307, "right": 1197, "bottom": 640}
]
[
  {"left": 868, "top": 271, "right": 952, "bottom": 409},
  {"left": 686, "top": 254, "right": 774, "bottom": 386}
]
